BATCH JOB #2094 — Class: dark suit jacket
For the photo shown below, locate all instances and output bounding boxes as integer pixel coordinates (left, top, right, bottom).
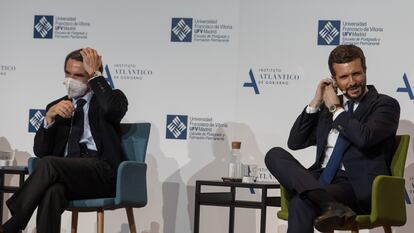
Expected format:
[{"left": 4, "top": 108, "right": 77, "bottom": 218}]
[
  {"left": 287, "top": 85, "right": 400, "bottom": 212},
  {"left": 33, "top": 76, "right": 128, "bottom": 170}
]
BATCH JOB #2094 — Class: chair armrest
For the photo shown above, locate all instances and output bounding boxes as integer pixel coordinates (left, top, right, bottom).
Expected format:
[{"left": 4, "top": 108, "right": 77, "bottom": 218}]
[
  {"left": 370, "top": 175, "right": 406, "bottom": 225},
  {"left": 115, "top": 161, "right": 147, "bottom": 207},
  {"left": 28, "top": 157, "right": 40, "bottom": 174}
]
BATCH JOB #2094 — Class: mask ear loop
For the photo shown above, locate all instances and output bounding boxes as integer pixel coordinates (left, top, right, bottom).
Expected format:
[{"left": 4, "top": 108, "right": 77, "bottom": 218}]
[{"left": 63, "top": 77, "right": 72, "bottom": 86}]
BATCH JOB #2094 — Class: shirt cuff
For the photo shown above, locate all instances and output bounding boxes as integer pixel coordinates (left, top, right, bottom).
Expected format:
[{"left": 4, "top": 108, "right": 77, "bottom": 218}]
[
  {"left": 88, "top": 76, "right": 98, "bottom": 82},
  {"left": 333, "top": 108, "right": 345, "bottom": 120},
  {"left": 306, "top": 105, "right": 319, "bottom": 114},
  {"left": 43, "top": 119, "right": 54, "bottom": 129}
]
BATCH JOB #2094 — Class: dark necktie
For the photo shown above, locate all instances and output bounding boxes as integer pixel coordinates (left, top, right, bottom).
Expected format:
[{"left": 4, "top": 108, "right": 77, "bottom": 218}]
[
  {"left": 347, "top": 100, "right": 354, "bottom": 114},
  {"left": 319, "top": 101, "right": 354, "bottom": 186},
  {"left": 67, "top": 99, "right": 87, "bottom": 157}
]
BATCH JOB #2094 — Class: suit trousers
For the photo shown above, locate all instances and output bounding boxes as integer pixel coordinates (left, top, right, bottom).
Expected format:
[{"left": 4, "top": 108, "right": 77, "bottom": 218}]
[
  {"left": 5, "top": 156, "right": 115, "bottom": 233},
  {"left": 265, "top": 147, "right": 358, "bottom": 233}
]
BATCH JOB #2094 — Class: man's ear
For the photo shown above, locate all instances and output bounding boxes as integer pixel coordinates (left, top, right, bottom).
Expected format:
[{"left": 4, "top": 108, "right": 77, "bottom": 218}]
[{"left": 331, "top": 77, "right": 337, "bottom": 89}]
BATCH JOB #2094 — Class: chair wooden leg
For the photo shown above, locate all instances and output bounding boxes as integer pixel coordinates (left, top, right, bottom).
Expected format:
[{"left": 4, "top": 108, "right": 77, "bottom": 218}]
[
  {"left": 71, "top": 211, "right": 79, "bottom": 233},
  {"left": 126, "top": 207, "right": 137, "bottom": 233},
  {"left": 351, "top": 226, "right": 359, "bottom": 233},
  {"left": 383, "top": 225, "right": 392, "bottom": 233},
  {"left": 97, "top": 210, "right": 104, "bottom": 233}
]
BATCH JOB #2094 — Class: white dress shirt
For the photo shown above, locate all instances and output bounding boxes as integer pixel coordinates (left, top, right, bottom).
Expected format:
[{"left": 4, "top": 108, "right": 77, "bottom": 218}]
[
  {"left": 44, "top": 91, "right": 97, "bottom": 155},
  {"left": 306, "top": 96, "right": 359, "bottom": 170}
]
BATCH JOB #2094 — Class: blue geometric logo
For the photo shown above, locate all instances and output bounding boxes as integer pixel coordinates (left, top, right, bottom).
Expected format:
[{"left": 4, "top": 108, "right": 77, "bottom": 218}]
[
  {"left": 28, "top": 109, "right": 46, "bottom": 133},
  {"left": 397, "top": 73, "right": 414, "bottom": 100},
  {"left": 171, "top": 18, "right": 193, "bottom": 42},
  {"left": 166, "top": 115, "right": 188, "bottom": 140},
  {"left": 104, "top": 65, "right": 115, "bottom": 89},
  {"left": 405, "top": 188, "right": 412, "bottom": 204},
  {"left": 34, "top": 15, "right": 54, "bottom": 39},
  {"left": 318, "top": 20, "right": 340, "bottom": 45},
  {"left": 243, "top": 69, "right": 260, "bottom": 95}
]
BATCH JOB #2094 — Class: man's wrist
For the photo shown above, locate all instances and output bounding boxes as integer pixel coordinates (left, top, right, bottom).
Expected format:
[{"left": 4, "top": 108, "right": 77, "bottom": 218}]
[
  {"left": 44, "top": 116, "right": 55, "bottom": 127},
  {"left": 328, "top": 104, "right": 343, "bottom": 113},
  {"left": 88, "top": 70, "right": 102, "bottom": 79},
  {"left": 332, "top": 107, "right": 345, "bottom": 120},
  {"left": 309, "top": 99, "right": 322, "bottom": 109},
  {"left": 306, "top": 105, "right": 319, "bottom": 114}
]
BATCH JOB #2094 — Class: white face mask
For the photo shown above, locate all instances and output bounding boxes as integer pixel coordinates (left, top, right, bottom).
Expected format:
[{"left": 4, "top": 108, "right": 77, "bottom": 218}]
[{"left": 63, "top": 78, "right": 88, "bottom": 98}]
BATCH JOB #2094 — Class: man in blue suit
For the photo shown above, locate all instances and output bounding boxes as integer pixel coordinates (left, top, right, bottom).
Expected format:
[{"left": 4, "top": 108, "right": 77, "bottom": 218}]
[{"left": 265, "top": 44, "right": 400, "bottom": 232}]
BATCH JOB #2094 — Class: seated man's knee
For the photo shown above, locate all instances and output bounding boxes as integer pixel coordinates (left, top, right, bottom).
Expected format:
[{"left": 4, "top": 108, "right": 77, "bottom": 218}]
[
  {"left": 36, "top": 156, "right": 61, "bottom": 172},
  {"left": 44, "top": 183, "right": 66, "bottom": 198},
  {"left": 265, "top": 147, "right": 289, "bottom": 168}
]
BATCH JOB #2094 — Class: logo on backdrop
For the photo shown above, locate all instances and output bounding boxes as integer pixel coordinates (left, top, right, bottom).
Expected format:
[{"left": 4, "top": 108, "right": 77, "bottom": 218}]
[
  {"left": 104, "top": 65, "right": 115, "bottom": 89},
  {"left": 28, "top": 109, "right": 46, "bottom": 133},
  {"left": 317, "top": 20, "right": 384, "bottom": 46},
  {"left": 0, "top": 65, "right": 16, "bottom": 77},
  {"left": 33, "top": 15, "right": 90, "bottom": 39},
  {"left": 105, "top": 64, "right": 153, "bottom": 87},
  {"left": 34, "top": 15, "right": 54, "bottom": 39},
  {"left": 166, "top": 114, "right": 227, "bottom": 141},
  {"left": 166, "top": 115, "right": 188, "bottom": 140},
  {"left": 318, "top": 20, "right": 340, "bottom": 45},
  {"left": 243, "top": 68, "right": 301, "bottom": 95},
  {"left": 406, "top": 176, "right": 414, "bottom": 204},
  {"left": 406, "top": 189, "right": 412, "bottom": 204},
  {"left": 396, "top": 73, "right": 414, "bottom": 100},
  {"left": 243, "top": 69, "right": 260, "bottom": 95},
  {"left": 171, "top": 17, "right": 233, "bottom": 43},
  {"left": 171, "top": 18, "right": 193, "bottom": 42},
  {"left": 256, "top": 167, "right": 277, "bottom": 183}
]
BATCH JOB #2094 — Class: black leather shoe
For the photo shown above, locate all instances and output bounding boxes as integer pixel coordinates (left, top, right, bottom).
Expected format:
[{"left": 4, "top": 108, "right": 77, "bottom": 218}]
[{"left": 314, "top": 202, "right": 356, "bottom": 232}]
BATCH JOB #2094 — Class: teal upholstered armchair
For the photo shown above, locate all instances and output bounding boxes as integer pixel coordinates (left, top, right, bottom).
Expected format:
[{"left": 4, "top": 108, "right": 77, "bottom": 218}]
[
  {"left": 277, "top": 134, "right": 410, "bottom": 233},
  {"left": 28, "top": 122, "right": 151, "bottom": 233}
]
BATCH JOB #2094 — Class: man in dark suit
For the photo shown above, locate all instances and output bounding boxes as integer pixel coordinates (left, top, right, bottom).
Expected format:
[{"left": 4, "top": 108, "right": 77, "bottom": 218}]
[
  {"left": 265, "top": 45, "right": 400, "bottom": 233},
  {"left": 1, "top": 48, "right": 128, "bottom": 233}
]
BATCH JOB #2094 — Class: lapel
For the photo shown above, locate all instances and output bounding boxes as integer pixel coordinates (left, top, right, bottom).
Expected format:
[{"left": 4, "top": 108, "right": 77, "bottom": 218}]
[
  {"left": 88, "top": 94, "right": 102, "bottom": 151},
  {"left": 318, "top": 92, "right": 345, "bottom": 150},
  {"left": 316, "top": 108, "right": 334, "bottom": 162},
  {"left": 352, "top": 85, "right": 378, "bottom": 121}
]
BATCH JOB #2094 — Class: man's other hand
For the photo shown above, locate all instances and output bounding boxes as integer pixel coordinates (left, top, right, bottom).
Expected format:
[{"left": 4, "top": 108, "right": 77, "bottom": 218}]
[{"left": 45, "top": 100, "right": 74, "bottom": 124}]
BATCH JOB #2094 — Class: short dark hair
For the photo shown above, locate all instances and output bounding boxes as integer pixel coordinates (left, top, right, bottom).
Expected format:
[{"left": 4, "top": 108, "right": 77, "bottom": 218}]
[
  {"left": 64, "top": 49, "right": 103, "bottom": 73},
  {"left": 328, "top": 44, "right": 366, "bottom": 76}
]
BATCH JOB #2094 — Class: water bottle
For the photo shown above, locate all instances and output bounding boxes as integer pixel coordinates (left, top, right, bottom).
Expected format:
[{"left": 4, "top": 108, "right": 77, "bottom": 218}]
[{"left": 228, "top": 141, "right": 242, "bottom": 178}]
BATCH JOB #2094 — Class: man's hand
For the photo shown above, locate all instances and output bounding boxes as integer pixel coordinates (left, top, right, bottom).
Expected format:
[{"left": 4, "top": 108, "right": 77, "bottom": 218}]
[
  {"left": 45, "top": 100, "right": 74, "bottom": 124},
  {"left": 323, "top": 83, "right": 340, "bottom": 108},
  {"left": 309, "top": 78, "right": 333, "bottom": 108},
  {"left": 80, "top": 48, "right": 102, "bottom": 78}
]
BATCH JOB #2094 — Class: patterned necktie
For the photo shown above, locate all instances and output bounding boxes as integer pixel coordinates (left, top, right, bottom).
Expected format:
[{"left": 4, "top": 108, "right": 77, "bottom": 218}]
[
  {"left": 319, "top": 101, "right": 354, "bottom": 186},
  {"left": 67, "top": 99, "right": 87, "bottom": 157}
]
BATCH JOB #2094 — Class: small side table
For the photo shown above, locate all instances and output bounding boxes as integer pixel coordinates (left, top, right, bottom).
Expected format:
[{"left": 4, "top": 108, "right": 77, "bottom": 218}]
[
  {"left": 194, "top": 180, "right": 280, "bottom": 233},
  {"left": 0, "top": 166, "right": 28, "bottom": 223}
]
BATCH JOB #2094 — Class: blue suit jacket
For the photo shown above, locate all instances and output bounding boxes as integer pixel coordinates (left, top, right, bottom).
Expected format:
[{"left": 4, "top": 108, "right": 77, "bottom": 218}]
[{"left": 287, "top": 85, "right": 400, "bottom": 212}]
